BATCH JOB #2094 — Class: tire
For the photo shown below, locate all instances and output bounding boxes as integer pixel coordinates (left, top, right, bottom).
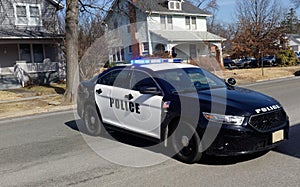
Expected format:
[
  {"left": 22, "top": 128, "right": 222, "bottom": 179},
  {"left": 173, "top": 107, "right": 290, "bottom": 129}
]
[
  {"left": 83, "top": 105, "right": 102, "bottom": 136},
  {"left": 170, "top": 122, "right": 202, "bottom": 163}
]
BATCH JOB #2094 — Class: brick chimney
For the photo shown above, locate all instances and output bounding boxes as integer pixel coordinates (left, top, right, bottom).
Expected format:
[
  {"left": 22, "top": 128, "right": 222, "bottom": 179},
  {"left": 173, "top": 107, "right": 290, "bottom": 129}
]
[{"left": 129, "top": 0, "right": 141, "bottom": 59}]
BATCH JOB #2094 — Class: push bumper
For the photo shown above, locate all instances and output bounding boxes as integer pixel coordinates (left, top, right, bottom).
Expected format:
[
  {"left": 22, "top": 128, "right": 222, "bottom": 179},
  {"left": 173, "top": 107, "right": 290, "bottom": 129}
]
[{"left": 205, "top": 122, "right": 289, "bottom": 156}]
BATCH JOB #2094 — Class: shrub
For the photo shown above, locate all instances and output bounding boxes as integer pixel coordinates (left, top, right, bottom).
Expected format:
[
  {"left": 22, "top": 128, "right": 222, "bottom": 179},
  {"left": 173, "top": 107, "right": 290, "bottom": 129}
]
[{"left": 277, "top": 49, "right": 298, "bottom": 67}]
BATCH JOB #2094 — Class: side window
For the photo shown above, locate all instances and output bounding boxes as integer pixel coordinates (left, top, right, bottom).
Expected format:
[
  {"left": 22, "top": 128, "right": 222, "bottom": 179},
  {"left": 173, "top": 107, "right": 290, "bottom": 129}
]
[
  {"left": 130, "top": 71, "right": 158, "bottom": 91},
  {"left": 98, "top": 70, "right": 130, "bottom": 88}
]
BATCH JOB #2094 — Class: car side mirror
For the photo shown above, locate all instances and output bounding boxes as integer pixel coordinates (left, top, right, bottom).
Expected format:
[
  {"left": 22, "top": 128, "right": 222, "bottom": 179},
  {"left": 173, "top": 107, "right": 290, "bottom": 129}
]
[
  {"left": 227, "top": 78, "right": 236, "bottom": 86},
  {"left": 139, "top": 86, "right": 161, "bottom": 95}
]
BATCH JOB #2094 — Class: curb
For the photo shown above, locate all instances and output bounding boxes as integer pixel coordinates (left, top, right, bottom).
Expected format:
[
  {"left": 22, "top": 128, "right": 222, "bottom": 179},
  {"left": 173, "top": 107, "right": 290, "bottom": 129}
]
[{"left": 0, "top": 104, "right": 75, "bottom": 121}]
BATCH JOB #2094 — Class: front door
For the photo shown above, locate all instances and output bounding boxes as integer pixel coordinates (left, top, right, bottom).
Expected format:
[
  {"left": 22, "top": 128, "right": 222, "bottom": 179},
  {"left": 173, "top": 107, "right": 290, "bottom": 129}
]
[
  {"left": 95, "top": 69, "right": 131, "bottom": 127},
  {"left": 124, "top": 70, "right": 163, "bottom": 139}
]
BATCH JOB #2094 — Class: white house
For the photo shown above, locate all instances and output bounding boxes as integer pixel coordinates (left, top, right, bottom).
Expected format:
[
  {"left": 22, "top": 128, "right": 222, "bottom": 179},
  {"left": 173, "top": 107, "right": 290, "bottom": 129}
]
[
  {"left": 104, "top": 0, "right": 225, "bottom": 66},
  {"left": 288, "top": 34, "right": 300, "bottom": 52}
]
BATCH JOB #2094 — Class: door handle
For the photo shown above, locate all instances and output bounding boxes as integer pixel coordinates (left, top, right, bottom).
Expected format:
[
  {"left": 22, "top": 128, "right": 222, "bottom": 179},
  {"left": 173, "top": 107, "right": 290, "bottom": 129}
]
[
  {"left": 125, "top": 94, "right": 133, "bottom": 100},
  {"left": 96, "top": 88, "right": 102, "bottom": 95}
]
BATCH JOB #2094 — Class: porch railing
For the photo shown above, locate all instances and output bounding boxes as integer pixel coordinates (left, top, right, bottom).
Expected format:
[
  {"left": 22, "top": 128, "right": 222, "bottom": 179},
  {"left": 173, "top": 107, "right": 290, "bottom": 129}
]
[{"left": 15, "top": 60, "right": 58, "bottom": 73}]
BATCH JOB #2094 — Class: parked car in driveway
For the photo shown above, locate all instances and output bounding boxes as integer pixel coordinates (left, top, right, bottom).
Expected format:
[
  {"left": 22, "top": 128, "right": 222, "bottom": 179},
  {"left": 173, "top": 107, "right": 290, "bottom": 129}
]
[
  {"left": 261, "top": 55, "right": 277, "bottom": 67},
  {"left": 236, "top": 57, "right": 258, "bottom": 68},
  {"left": 223, "top": 58, "right": 237, "bottom": 70},
  {"left": 295, "top": 51, "right": 300, "bottom": 61}
]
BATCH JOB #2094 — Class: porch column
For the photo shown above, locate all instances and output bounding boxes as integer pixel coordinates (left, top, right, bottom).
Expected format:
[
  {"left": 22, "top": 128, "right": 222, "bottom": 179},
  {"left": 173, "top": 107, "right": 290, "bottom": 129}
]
[
  {"left": 166, "top": 44, "right": 176, "bottom": 57},
  {"left": 212, "top": 42, "right": 224, "bottom": 68}
]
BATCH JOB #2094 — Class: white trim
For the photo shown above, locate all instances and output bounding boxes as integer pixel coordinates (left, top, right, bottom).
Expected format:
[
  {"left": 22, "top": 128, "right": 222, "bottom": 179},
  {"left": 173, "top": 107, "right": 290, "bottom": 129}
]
[{"left": 146, "top": 11, "right": 211, "bottom": 17}]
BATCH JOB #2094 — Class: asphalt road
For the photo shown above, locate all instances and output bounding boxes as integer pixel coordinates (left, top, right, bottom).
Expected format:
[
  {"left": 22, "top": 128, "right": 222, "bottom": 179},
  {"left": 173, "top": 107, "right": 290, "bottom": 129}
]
[{"left": 0, "top": 77, "right": 300, "bottom": 186}]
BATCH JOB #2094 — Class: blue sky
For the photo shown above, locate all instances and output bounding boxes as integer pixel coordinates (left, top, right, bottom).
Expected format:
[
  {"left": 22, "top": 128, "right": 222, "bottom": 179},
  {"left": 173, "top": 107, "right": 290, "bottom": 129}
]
[{"left": 215, "top": 0, "right": 300, "bottom": 24}]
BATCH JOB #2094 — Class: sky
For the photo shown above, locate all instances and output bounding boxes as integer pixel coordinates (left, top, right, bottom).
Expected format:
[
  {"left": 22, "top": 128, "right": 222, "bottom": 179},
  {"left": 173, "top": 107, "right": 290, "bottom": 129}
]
[{"left": 215, "top": 0, "right": 300, "bottom": 24}]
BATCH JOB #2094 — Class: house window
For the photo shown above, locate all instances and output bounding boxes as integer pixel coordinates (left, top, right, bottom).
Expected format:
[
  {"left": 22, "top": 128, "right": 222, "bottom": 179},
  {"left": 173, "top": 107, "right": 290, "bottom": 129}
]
[
  {"left": 160, "top": 15, "right": 173, "bottom": 30},
  {"left": 33, "top": 44, "right": 44, "bottom": 63},
  {"left": 128, "top": 45, "right": 132, "bottom": 53},
  {"left": 167, "top": 15, "right": 173, "bottom": 30},
  {"left": 160, "top": 15, "right": 166, "bottom": 30},
  {"left": 191, "top": 17, "right": 197, "bottom": 30},
  {"left": 112, "top": 47, "right": 124, "bottom": 62},
  {"left": 19, "top": 44, "right": 31, "bottom": 62},
  {"left": 19, "top": 44, "right": 45, "bottom": 63},
  {"left": 142, "top": 42, "right": 149, "bottom": 55},
  {"left": 168, "top": 1, "right": 182, "bottom": 10},
  {"left": 185, "top": 16, "right": 191, "bottom": 30},
  {"left": 169, "top": 2, "right": 175, "bottom": 10},
  {"left": 14, "top": 3, "right": 41, "bottom": 26},
  {"left": 185, "top": 16, "right": 197, "bottom": 30}
]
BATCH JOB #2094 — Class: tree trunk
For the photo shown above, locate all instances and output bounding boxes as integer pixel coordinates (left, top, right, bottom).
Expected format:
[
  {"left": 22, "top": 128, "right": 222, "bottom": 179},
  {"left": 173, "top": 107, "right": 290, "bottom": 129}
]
[{"left": 64, "top": 0, "right": 79, "bottom": 103}]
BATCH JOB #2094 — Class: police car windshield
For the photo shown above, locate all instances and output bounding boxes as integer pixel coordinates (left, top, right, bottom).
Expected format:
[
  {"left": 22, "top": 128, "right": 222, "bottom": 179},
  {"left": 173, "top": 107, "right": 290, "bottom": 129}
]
[{"left": 155, "top": 67, "right": 226, "bottom": 93}]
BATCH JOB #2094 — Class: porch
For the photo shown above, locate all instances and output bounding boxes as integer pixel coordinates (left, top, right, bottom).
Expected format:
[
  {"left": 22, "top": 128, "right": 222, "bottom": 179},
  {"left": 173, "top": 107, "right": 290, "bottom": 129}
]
[{"left": 149, "top": 30, "right": 226, "bottom": 66}]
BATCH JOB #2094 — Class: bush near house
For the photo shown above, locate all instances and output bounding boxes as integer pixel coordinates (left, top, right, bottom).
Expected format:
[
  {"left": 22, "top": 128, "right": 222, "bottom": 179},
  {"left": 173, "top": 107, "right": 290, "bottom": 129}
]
[{"left": 277, "top": 49, "right": 298, "bottom": 67}]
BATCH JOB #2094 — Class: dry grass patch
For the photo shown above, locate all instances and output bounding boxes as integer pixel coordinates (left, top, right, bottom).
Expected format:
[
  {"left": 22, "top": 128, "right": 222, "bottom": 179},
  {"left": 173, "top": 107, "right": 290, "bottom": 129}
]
[
  {"left": 215, "top": 66, "right": 300, "bottom": 85},
  {"left": 0, "top": 83, "right": 66, "bottom": 101}
]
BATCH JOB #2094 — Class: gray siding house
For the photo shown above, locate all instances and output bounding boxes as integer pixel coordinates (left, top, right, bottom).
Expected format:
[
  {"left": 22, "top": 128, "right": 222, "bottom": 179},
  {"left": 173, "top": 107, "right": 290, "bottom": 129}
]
[{"left": 0, "top": 0, "right": 64, "bottom": 87}]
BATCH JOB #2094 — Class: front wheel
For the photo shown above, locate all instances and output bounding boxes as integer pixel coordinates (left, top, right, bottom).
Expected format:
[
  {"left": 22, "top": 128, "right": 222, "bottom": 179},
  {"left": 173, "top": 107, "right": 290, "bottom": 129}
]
[
  {"left": 83, "top": 105, "right": 102, "bottom": 136},
  {"left": 170, "top": 122, "right": 202, "bottom": 163}
]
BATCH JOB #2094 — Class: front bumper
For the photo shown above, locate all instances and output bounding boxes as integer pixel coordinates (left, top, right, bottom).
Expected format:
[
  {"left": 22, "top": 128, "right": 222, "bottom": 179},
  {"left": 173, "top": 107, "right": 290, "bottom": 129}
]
[{"left": 204, "top": 122, "right": 289, "bottom": 156}]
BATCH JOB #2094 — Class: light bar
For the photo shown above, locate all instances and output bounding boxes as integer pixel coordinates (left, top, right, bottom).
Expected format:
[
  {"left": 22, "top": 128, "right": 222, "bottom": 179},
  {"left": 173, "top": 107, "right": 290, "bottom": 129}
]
[{"left": 130, "top": 58, "right": 182, "bottom": 64}]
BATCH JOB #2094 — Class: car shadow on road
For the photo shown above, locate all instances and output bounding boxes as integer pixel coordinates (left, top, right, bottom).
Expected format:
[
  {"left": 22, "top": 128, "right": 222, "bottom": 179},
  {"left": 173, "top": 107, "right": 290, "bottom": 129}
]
[
  {"left": 273, "top": 123, "right": 300, "bottom": 159},
  {"left": 64, "top": 120, "right": 298, "bottom": 165}
]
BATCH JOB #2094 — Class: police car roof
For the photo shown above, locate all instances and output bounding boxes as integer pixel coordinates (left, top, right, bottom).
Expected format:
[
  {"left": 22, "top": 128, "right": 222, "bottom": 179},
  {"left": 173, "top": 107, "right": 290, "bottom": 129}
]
[{"left": 131, "top": 63, "right": 197, "bottom": 72}]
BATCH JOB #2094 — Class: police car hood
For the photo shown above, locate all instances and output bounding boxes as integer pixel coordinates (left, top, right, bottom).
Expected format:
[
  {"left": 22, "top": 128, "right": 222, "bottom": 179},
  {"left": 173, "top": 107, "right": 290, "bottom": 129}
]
[{"left": 179, "top": 86, "right": 280, "bottom": 116}]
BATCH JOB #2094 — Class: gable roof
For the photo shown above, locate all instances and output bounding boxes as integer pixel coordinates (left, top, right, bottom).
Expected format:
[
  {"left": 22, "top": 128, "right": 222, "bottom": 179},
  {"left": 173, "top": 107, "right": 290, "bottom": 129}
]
[{"left": 131, "top": 0, "right": 210, "bottom": 16}]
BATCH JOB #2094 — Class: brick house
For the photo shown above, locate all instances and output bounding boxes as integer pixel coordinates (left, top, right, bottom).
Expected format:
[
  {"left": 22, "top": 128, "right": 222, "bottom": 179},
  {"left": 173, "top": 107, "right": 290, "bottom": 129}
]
[
  {"left": 0, "top": 0, "right": 64, "bottom": 86},
  {"left": 104, "top": 0, "right": 225, "bottom": 66}
]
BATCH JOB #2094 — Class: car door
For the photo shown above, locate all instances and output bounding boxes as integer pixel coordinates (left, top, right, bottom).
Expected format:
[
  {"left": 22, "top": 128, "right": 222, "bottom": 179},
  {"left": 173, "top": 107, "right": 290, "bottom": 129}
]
[
  {"left": 122, "top": 70, "right": 163, "bottom": 139},
  {"left": 95, "top": 69, "right": 131, "bottom": 127}
]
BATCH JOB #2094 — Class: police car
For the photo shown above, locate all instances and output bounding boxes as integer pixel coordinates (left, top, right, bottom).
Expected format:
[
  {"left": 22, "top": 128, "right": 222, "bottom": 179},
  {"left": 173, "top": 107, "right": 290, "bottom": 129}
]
[{"left": 77, "top": 62, "right": 289, "bottom": 163}]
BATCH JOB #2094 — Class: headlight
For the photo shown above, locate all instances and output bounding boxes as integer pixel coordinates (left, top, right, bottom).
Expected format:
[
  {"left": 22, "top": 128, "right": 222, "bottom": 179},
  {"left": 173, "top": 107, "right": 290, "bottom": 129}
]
[{"left": 203, "top": 112, "right": 245, "bottom": 126}]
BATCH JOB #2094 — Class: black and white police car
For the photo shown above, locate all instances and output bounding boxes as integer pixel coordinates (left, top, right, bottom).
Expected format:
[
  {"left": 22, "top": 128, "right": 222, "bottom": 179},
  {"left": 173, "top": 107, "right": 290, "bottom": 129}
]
[{"left": 77, "top": 62, "right": 289, "bottom": 163}]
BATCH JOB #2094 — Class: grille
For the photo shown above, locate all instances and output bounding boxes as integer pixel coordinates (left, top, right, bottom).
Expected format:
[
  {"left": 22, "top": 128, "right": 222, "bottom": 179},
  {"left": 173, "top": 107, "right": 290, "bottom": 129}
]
[{"left": 249, "top": 110, "right": 287, "bottom": 132}]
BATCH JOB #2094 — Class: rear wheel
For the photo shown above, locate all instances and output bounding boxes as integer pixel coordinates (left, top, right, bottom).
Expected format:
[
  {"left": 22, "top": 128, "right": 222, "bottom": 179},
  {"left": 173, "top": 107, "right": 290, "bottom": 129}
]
[
  {"left": 83, "top": 105, "right": 102, "bottom": 136},
  {"left": 170, "top": 122, "right": 202, "bottom": 163}
]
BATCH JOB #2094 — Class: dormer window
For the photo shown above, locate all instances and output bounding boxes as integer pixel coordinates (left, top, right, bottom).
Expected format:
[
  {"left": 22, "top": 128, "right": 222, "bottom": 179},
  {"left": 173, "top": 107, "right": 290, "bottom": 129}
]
[
  {"left": 168, "top": 0, "right": 182, "bottom": 11},
  {"left": 14, "top": 3, "right": 42, "bottom": 26}
]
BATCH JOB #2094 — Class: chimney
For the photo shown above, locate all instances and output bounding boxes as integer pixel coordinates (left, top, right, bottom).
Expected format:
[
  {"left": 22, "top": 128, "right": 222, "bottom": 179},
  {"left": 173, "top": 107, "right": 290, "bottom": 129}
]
[{"left": 129, "top": 0, "right": 140, "bottom": 59}]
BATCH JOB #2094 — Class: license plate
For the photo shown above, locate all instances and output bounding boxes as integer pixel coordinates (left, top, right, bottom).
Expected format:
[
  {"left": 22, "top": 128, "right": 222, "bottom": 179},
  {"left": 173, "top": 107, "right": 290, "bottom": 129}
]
[{"left": 272, "top": 130, "right": 284, "bottom": 143}]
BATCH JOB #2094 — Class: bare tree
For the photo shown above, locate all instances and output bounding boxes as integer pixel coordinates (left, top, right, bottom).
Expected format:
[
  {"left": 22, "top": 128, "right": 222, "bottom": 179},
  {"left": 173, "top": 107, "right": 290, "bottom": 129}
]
[
  {"left": 64, "top": 0, "right": 111, "bottom": 103},
  {"left": 64, "top": 0, "right": 79, "bottom": 103},
  {"left": 188, "top": 0, "right": 219, "bottom": 32},
  {"left": 290, "top": 0, "right": 300, "bottom": 8},
  {"left": 231, "top": 0, "right": 285, "bottom": 59}
]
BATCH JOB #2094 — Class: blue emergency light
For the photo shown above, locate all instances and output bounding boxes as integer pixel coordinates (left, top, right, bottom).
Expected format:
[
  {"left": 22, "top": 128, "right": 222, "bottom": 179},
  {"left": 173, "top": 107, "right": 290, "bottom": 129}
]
[{"left": 130, "top": 58, "right": 182, "bottom": 64}]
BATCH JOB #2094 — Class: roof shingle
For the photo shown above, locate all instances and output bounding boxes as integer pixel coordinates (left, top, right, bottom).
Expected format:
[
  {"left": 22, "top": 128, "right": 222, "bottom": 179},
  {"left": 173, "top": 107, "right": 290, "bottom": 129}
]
[{"left": 131, "top": 0, "right": 210, "bottom": 15}]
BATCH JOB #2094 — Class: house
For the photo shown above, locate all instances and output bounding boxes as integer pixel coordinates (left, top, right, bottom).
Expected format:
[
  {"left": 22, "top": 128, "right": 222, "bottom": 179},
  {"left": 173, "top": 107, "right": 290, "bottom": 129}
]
[
  {"left": 103, "top": 0, "right": 225, "bottom": 66},
  {"left": 288, "top": 34, "right": 300, "bottom": 52},
  {"left": 0, "top": 0, "right": 64, "bottom": 87}
]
